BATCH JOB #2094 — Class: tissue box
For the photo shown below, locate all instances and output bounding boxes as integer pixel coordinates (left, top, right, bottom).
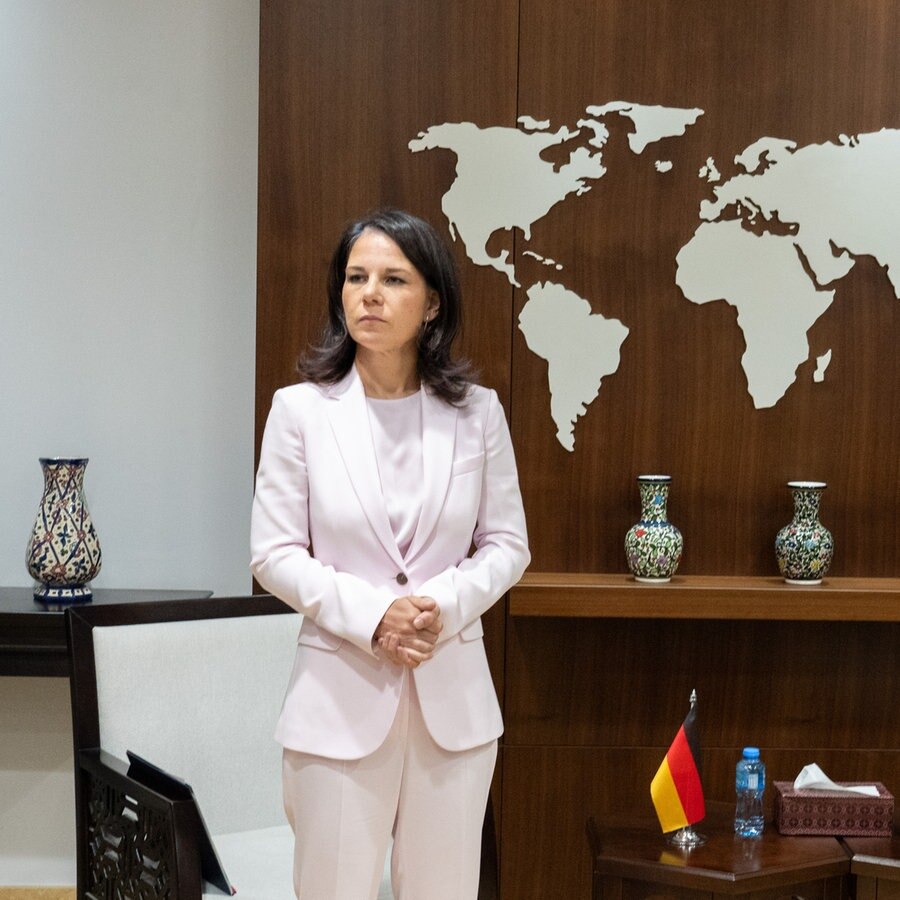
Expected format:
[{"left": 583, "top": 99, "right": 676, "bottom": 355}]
[{"left": 775, "top": 781, "right": 894, "bottom": 836}]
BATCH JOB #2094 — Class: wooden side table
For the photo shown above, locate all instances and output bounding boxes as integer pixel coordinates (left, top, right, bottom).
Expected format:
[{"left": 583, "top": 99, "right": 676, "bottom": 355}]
[
  {"left": 0, "top": 587, "right": 212, "bottom": 677},
  {"left": 588, "top": 816, "right": 850, "bottom": 900},
  {"left": 844, "top": 835, "right": 900, "bottom": 900}
]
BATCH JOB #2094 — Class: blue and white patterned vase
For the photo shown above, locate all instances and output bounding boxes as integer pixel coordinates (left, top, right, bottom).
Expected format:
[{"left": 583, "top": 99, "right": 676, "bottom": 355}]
[
  {"left": 26, "top": 457, "right": 102, "bottom": 603},
  {"left": 625, "top": 475, "right": 683, "bottom": 582},
  {"left": 775, "top": 481, "right": 833, "bottom": 584}
]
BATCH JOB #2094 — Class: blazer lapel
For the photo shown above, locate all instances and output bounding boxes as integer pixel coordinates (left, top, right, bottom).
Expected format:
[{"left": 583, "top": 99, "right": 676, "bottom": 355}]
[
  {"left": 324, "top": 367, "right": 405, "bottom": 571},
  {"left": 406, "top": 387, "right": 458, "bottom": 564}
]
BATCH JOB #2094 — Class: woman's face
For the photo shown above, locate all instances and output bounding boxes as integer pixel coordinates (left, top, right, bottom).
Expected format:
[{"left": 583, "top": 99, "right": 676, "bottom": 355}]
[{"left": 342, "top": 228, "right": 439, "bottom": 361}]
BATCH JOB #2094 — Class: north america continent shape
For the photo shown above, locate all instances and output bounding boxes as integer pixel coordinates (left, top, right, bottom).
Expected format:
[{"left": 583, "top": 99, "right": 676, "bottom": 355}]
[{"left": 409, "top": 102, "right": 703, "bottom": 286}]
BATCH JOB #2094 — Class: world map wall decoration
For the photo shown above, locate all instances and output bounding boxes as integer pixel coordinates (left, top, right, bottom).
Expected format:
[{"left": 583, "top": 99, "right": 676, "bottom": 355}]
[{"left": 411, "top": 107, "right": 900, "bottom": 451}]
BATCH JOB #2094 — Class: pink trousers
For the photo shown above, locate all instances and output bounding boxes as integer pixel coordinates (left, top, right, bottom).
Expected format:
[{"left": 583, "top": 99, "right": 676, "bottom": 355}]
[{"left": 282, "top": 672, "right": 497, "bottom": 900}]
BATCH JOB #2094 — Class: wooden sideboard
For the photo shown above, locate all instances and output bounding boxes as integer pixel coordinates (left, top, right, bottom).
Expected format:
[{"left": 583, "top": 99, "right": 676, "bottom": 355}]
[{"left": 0, "top": 587, "right": 212, "bottom": 677}]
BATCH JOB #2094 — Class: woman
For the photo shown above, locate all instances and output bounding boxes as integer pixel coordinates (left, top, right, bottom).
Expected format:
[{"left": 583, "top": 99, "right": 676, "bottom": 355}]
[{"left": 250, "top": 208, "right": 530, "bottom": 899}]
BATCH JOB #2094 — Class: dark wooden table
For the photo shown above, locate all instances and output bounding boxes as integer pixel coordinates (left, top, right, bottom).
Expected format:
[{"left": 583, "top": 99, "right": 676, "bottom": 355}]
[
  {"left": 588, "top": 812, "right": 851, "bottom": 900},
  {"left": 0, "top": 587, "right": 212, "bottom": 677},
  {"left": 844, "top": 834, "right": 900, "bottom": 900}
]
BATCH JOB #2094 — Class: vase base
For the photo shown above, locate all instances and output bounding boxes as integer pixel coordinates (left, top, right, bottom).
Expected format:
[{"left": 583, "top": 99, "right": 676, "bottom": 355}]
[
  {"left": 33, "top": 584, "right": 93, "bottom": 604},
  {"left": 783, "top": 577, "right": 823, "bottom": 586},
  {"left": 633, "top": 575, "right": 673, "bottom": 584}
]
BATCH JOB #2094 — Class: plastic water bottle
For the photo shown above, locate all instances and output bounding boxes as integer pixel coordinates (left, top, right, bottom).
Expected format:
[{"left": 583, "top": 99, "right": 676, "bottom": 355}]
[{"left": 734, "top": 747, "right": 765, "bottom": 837}]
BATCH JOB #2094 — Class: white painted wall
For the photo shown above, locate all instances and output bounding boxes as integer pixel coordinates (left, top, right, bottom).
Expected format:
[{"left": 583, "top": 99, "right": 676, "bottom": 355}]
[{"left": 0, "top": 0, "right": 260, "bottom": 883}]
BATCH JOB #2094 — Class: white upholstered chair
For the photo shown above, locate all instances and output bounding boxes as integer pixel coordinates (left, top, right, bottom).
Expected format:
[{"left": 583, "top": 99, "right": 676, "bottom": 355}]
[{"left": 67, "top": 595, "right": 394, "bottom": 899}]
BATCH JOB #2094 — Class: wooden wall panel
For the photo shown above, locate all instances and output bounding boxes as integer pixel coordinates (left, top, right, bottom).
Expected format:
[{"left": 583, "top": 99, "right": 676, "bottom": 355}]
[
  {"left": 505, "top": 617, "right": 900, "bottom": 751},
  {"left": 257, "top": 0, "right": 520, "bottom": 438},
  {"left": 513, "top": 0, "right": 900, "bottom": 577},
  {"left": 257, "top": 3, "right": 900, "bottom": 900},
  {"left": 501, "top": 3, "right": 900, "bottom": 896}
]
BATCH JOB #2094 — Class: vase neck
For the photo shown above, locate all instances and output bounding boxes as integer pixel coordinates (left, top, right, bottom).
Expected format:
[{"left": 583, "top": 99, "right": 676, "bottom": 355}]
[
  {"left": 42, "top": 460, "right": 87, "bottom": 494},
  {"left": 792, "top": 488, "right": 822, "bottom": 523},
  {"left": 639, "top": 483, "right": 670, "bottom": 522}
]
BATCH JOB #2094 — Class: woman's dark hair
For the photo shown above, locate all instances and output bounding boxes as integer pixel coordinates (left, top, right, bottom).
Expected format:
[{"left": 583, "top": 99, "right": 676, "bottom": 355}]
[{"left": 297, "top": 208, "right": 475, "bottom": 405}]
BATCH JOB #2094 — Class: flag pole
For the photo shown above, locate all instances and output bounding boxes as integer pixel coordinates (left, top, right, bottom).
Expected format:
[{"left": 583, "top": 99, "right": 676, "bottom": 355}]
[{"left": 666, "top": 689, "right": 707, "bottom": 849}]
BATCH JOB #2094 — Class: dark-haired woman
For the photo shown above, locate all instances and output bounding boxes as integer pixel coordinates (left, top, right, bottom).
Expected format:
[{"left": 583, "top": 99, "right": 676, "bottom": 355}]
[{"left": 251, "top": 208, "right": 529, "bottom": 899}]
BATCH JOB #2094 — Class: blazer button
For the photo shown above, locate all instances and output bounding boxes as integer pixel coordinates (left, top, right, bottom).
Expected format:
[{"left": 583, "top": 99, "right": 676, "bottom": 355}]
[{"left": 395, "top": 572, "right": 408, "bottom": 585}]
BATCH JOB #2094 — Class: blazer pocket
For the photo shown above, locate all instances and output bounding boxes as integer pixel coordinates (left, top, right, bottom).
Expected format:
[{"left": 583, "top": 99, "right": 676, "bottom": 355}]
[
  {"left": 459, "top": 618, "right": 484, "bottom": 642},
  {"left": 451, "top": 454, "right": 484, "bottom": 477},
  {"left": 298, "top": 620, "right": 343, "bottom": 651}
]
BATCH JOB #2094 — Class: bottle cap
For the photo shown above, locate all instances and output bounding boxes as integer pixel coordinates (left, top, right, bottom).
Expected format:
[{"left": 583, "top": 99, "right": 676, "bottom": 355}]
[{"left": 742, "top": 746, "right": 760, "bottom": 759}]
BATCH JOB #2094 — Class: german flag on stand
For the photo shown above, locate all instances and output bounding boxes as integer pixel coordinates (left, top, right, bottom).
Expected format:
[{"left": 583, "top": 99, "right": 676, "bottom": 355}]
[{"left": 650, "top": 697, "right": 705, "bottom": 833}]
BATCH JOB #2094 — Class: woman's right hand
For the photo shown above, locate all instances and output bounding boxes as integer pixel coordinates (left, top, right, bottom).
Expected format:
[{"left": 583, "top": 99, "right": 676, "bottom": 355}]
[{"left": 374, "top": 596, "right": 442, "bottom": 668}]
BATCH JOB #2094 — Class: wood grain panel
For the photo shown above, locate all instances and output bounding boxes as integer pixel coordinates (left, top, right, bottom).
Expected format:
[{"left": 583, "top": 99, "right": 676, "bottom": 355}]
[
  {"left": 258, "top": 5, "right": 900, "bottom": 900},
  {"left": 513, "top": 0, "right": 900, "bottom": 576},
  {"left": 504, "top": 616, "right": 900, "bottom": 750},
  {"left": 257, "top": 0, "right": 520, "bottom": 444}
]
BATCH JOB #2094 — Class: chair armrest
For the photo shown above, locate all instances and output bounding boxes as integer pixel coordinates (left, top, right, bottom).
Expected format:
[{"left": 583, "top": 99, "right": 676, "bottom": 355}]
[{"left": 76, "top": 748, "right": 204, "bottom": 899}]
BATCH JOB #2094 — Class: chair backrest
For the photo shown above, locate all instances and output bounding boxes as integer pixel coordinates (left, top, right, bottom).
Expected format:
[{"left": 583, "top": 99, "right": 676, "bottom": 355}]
[{"left": 68, "top": 596, "right": 299, "bottom": 835}]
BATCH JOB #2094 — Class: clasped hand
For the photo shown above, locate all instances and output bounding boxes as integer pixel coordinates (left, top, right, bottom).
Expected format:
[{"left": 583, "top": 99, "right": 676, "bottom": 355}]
[{"left": 374, "top": 595, "right": 442, "bottom": 669}]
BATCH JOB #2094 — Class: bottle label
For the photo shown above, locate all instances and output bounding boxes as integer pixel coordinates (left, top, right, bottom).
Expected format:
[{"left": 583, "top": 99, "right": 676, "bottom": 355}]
[{"left": 748, "top": 774, "right": 758, "bottom": 790}]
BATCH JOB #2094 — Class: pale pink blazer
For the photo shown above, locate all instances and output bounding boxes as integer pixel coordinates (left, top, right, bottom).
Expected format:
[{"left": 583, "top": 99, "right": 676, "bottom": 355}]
[{"left": 250, "top": 365, "right": 530, "bottom": 760}]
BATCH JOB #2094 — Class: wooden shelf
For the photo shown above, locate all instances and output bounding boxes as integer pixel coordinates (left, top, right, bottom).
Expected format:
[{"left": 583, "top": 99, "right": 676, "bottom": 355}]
[{"left": 509, "top": 572, "right": 900, "bottom": 621}]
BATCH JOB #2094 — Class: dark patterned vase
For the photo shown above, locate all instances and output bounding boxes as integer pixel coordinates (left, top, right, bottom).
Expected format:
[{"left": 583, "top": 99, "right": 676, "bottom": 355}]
[
  {"left": 775, "top": 481, "right": 833, "bottom": 584},
  {"left": 26, "top": 457, "right": 102, "bottom": 603},
  {"left": 625, "top": 475, "right": 683, "bottom": 582}
]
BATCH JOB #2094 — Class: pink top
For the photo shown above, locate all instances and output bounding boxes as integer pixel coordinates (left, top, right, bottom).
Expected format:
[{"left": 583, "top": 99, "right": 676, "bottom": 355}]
[{"left": 366, "top": 391, "right": 423, "bottom": 558}]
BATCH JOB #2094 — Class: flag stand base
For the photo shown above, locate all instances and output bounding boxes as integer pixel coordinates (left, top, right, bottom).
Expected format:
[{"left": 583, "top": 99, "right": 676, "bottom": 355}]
[{"left": 667, "top": 825, "right": 707, "bottom": 848}]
